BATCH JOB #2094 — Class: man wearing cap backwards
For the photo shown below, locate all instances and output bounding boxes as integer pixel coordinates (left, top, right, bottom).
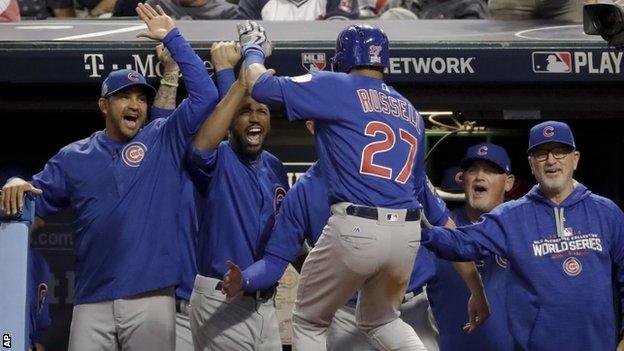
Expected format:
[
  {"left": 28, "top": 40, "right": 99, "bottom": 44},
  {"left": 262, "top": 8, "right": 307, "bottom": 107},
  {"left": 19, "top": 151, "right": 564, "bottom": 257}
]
[
  {"left": 427, "top": 142, "right": 515, "bottom": 351},
  {"left": 421, "top": 120, "right": 624, "bottom": 351},
  {"left": 0, "top": 4, "right": 218, "bottom": 350}
]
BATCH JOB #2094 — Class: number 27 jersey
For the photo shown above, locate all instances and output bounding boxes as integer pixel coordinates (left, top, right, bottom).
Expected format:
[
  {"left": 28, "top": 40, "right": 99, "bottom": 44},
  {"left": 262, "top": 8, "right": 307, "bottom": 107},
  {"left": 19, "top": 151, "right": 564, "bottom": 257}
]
[{"left": 255, "top": 71, "right": 425, "bottom": 209}]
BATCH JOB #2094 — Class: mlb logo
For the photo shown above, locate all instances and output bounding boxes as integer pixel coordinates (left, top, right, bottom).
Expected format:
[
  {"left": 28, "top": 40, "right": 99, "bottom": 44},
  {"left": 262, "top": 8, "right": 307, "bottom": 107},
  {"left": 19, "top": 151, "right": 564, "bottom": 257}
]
[
  {"left": 387, "top": 213, "right": 398, "bottom": 221},
  {"left": 369, "top": 45, "right": 382, "bottom": 64},
  {"left": 532, "top": 52, "right": 571, "bottom": 73},
  {"left": 301, "top": 53, "right": 326, "bottom": 72},
  {"left": 563, "top": 227, "right": 573, "bottom": 237}
]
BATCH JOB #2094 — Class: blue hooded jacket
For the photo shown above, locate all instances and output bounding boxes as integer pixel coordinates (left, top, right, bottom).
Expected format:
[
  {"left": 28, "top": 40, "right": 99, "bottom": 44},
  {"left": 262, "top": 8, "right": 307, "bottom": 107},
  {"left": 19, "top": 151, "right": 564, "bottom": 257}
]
[{"left": 422, "top": 183, "right": 624, "bottom": 351}]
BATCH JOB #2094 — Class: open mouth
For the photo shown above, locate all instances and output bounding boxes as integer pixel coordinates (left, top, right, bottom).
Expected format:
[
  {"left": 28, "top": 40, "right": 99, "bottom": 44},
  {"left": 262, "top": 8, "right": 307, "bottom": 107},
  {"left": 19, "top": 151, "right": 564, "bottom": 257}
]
[
  {"left": 472, "top": 184, "right": 488, "bottom": 195},
  {"left": 545, "top": 168, "right": 561, "bottom": 176},
  {"left": 123, "top": 114, "right": 139, "bottom": 129},
  {"left": 246, "top": 125, "right": 263, "bottom": 146}
]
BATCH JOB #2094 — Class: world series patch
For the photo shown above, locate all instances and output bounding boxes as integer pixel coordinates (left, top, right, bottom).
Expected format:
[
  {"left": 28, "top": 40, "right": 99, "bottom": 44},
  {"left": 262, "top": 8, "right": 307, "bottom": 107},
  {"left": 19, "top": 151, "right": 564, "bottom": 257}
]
[{"left": 122, "top": 142, "right": 147, "bottom": 167}]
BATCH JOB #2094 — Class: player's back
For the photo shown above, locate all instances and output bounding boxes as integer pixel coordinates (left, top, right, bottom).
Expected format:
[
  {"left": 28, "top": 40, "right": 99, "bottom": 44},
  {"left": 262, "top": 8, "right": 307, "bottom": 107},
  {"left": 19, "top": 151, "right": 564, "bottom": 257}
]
[{"left": 309, "top": 72, "right": 425, "bottom": 209}]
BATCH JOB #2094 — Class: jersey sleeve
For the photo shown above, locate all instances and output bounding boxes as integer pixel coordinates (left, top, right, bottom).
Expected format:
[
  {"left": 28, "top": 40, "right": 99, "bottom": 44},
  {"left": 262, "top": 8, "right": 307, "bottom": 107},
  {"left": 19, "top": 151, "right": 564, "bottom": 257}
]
[
  {"left": 31, "top": 152, "right": 70, "bottom": 218},
  {"left": 252, "top": 72, "right": 347, "bottom": 122},
  {"left": 608, "top": 202, "right": 624, "bottom": 331},
  {"left": 185, "top": 144, "right": 219, "bottom": 196},
  {"left": 150, "top": 106, "right": 174, "bottom": 121},
  {"left": 422, "top": 207, "right": 509, "bottom": 261},
  {"left": 419, "top": 176, "right": 450, "bottom": 227},
  {"left": 159, "top": 28, "right": 219, "bottom": 166},
  {"left": 264, "top": 184, "right": 310, "bottom": 263},
  {"left": 215, "top": 68, "right": 236, "bottom": 101}
]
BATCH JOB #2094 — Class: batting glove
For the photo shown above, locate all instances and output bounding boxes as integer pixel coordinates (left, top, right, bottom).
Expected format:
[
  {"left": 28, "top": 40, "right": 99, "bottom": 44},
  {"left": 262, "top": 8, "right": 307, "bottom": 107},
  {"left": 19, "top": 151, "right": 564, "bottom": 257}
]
[{"left": 237, "top": 20, "right": 273, "bottom": 58}]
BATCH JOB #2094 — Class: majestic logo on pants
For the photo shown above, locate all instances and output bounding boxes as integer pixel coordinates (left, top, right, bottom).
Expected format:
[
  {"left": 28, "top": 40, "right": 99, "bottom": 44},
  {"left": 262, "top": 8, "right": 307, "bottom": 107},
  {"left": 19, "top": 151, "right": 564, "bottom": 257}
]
[
  {"left": 122, "top": 142, "right": 147, "bottom": 167},
  {"left": 563, "top": 257, "right": 582, "bottom": 276}
]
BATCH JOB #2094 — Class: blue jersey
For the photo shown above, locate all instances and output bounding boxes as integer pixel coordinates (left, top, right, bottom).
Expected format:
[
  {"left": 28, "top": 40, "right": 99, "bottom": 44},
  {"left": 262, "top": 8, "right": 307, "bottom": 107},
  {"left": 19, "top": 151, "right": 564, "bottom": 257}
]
[
  {"left": 151, "top": 106, "right": 198, "bottom": 301},
  {"left": 252, "top": 71, "right": 426, "bottom": 209},
  {"left": 31, "top": 28, "right": 218, "bottom": 304},
  {"left": 28, "top": 249, "right": 51, "bottom": 347},
  {"left": 427, "top": 207, "right": 514, "bottom": 351},
  {"left": 422, "top": 183, "right": 624, "bottom": 351},
  {"left": 265, "top": 162, "right": 449, "bottom": 293},
  {"left": 187, "top": 141, "right": 289, "bottom": 278}
]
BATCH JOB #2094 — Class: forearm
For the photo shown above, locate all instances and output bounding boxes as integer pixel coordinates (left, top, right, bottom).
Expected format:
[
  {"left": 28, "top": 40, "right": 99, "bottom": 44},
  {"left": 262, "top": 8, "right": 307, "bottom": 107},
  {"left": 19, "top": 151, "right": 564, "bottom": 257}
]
[
  {"left": 215, "top": 69, "right": 236, "bottom": 100},
  {"left": 193, "top": 81, "right": 246, "bottom": 151},
  {"left": 421, "top": 227, "right": 490, "bottom": 261},
  {"left": 164, "top": 28, "right": 218, "bottom": 120},
  {"left": 153, "top": 70, "right": 180, "bottom": 110},
  {"left": 452, "top": 261, "right": 485, "bottom": 294},
  {"left": 241, "top": 254, "right": 289, "bottom": 292}
]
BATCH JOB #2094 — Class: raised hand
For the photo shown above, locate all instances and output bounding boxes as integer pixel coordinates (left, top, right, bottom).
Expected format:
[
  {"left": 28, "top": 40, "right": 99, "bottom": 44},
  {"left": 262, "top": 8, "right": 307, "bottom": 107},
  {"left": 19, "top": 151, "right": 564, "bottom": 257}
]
[
  {"left": 136, "top": 3, "right": 175, "bottom": 42},
  {"left": 236, "top": 20, "right": 272, "bottom": 57},
  {"left": 156, "top": 43, "right": 179, "bottom": 73},
  {"left": 0, "top": 178, "right": 43, "bottom": 215},
  {"left": 211, "top": 41, "right": 241, "bottom": 72},
  {"left": 221, "top": 260, "right": 243, "bottom": 299}
]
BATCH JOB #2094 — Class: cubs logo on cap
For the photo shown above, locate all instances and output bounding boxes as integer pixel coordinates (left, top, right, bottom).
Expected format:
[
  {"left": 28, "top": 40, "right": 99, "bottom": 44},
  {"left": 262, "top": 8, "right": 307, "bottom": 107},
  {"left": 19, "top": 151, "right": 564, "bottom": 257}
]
[
  {"left": 477, "top": 145, "right": 488, "bottom": 156},
  {"left": 122, "top": 142, "right": 147, "bottom": 167},
  {"left": 101, "top": 69, "right": 156, "bottom": 98},
  {"left": 127, "top": 71, "right": 140, "bottom": 82},
  {"left": 562, "top": 256, "right": 582, "bottom": 276},
  {"left": 542, "top": 126, "right": 555, "bottom": 137},
  {"left": 461, "top": 142, "right": 511, "bottom": 174},
  {"left": 528, "top": 120, "right": 575, "bottom": 152}
]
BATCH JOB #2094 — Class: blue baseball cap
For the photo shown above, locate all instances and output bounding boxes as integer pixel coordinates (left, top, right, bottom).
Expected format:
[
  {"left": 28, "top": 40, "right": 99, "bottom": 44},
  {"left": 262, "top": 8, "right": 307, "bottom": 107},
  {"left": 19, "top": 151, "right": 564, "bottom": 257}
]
[
  {"left": 101, "top": 69, "right": 156, "bottom": 99},
  {"left": 527, "top": 120, "right": 575, "bottom": 153},
  {"left": 440, "top": 166, "right": 463, "bottom": 192},
  {"left": 460, "top": 142, "right": 512, "bottom": 174}
]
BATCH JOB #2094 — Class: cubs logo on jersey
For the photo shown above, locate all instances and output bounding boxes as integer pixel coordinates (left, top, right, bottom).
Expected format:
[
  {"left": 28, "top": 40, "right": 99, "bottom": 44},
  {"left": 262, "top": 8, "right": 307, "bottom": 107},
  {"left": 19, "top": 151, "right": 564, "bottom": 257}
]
[
  {"left": 562, "top": 256, "right": 582, "bottom": 276},
  {"left": 495, "top": 255, "right": 508, "bottom": 269},
  {"left": 274, "top": 186, "right": 287, "bottom": 215},
  {"left": 122, "top": 142, "right": 147, "bottom": 167},
  {"left": 37, "top": 282, "right": 48, "bottom": 315}
]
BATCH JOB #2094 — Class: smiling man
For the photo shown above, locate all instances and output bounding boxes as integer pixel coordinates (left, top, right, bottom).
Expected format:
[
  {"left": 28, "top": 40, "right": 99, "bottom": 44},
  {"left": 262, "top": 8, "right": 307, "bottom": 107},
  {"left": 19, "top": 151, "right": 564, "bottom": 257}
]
[
  {"left": 185, "top": 42, "right": 289, "bottom": 351},
  {"left": 427, "top": 142, "right": 515, "bottom": 351},
  {"left": 0, "top": 4, "right": 219, "bottom": 350},
  {"left": 422, "top": 121, "right": 624, "bottom": 351}
]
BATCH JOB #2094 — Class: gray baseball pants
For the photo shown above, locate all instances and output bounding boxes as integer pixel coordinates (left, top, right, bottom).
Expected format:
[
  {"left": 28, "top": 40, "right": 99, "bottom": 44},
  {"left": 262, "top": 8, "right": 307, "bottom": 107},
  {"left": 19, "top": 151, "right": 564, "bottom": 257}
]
[{"left": 292, "top": 202, "right": 425, "bottom": 351}]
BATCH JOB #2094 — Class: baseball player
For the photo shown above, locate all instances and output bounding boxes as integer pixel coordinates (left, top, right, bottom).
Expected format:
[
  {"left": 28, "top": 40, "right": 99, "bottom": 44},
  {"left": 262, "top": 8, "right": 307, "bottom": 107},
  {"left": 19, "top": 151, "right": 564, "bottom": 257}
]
[
  {"left": 185, "top": 43, "right": 289, "bottom": 351},
  {"left": 236, "top": 22, "right": 489, "bottom": 350},
  {"left": 422, "top": 121, "right": 624, "bottom": 351},
  {"left": 427, "top": 142, "right": 515, "bottom": 351},
  {"left": 0, "top": 4, "right": 219, "bottom": 349},
  {"left": 222, "top": 122, "right": 489, "bottom": 351}
]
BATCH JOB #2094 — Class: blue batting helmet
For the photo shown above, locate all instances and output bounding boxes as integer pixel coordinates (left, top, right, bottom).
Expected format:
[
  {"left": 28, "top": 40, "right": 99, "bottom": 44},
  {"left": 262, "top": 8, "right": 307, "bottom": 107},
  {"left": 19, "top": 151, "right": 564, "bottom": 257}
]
[{"left": 331, "top": 24, "right": 390, "bottom": 73}]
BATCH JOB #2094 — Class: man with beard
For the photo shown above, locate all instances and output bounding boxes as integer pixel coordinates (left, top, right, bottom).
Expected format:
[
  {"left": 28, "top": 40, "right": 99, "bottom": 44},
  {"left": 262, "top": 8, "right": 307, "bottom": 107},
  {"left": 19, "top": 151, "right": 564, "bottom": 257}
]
[
  {"left": 427, "top": 142, "right": 515, "bottom": 351},
  {"left": 185, "top": 42, "right": 289, "bottom": 351},
  {"left": 0, "top": 4, "right": 219, "bottom": 350},
  {"left": 422, "top": 121, "right": 624, "bottom": 351}
]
